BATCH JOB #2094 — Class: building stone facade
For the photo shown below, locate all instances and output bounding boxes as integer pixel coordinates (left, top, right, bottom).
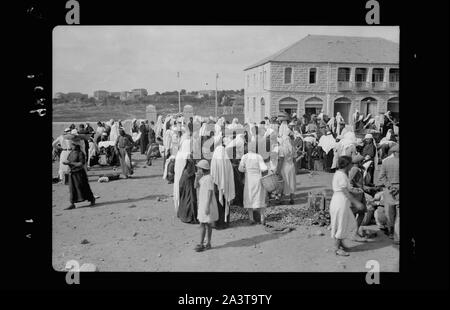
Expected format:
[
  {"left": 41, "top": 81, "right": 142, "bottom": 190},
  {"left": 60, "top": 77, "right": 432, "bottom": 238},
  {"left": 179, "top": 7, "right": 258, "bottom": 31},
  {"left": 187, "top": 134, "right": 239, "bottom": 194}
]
[{"left": 244, "top": 35, "right": 399, "bottom": 124}]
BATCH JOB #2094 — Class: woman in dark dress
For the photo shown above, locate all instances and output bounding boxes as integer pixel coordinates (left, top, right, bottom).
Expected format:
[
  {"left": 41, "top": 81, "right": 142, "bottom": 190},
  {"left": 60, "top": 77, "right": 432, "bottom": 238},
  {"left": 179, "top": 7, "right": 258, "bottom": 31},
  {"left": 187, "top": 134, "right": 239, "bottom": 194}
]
[
  {"left": 177, "top": 158, "right": 198, "bottom": 224},
  {"left": 64, "top": 144, "right": 95, "bottom": 210},
  {"left": 139, "top": 121, "right": 149, "bottom": 155}
]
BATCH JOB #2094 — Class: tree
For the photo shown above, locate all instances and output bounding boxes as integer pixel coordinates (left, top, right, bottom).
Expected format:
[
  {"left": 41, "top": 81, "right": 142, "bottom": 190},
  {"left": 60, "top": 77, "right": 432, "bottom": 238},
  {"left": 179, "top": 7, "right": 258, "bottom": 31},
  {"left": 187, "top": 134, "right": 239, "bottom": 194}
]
[
  {"left": 180, "top": 89, "right": 187, "bottom": 95},
  {"left": 155, "top": 91, "right": 160, "bottom": 95}
]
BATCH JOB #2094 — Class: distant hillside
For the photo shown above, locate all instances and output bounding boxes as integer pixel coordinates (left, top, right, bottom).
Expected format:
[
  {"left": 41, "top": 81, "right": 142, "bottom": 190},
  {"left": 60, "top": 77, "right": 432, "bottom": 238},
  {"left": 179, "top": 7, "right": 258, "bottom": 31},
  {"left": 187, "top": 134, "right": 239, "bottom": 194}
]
[{"left": 52, "top": 93, "right": 244, "bottom": 123}]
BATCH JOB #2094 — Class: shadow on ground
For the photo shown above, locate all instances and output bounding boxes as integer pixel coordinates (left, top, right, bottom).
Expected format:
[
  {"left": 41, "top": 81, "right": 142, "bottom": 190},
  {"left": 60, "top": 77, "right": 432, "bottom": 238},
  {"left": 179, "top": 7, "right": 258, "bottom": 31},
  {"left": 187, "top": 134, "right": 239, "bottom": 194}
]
[
  {"left": 75, "top": 193, "right": 172, "bottom": 209},
  {"left": 212, "top": 232, "right": 286, "bottom": 250},
  {"left": 347, "top": 232, "right": 398, "bottom": 253}
]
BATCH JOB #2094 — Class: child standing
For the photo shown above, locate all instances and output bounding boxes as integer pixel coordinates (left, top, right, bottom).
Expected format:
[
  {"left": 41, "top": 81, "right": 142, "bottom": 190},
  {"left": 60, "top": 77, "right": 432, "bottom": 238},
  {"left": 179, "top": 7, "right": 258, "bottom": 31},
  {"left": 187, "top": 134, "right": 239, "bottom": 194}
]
[{"left": 194, "top": 159, "right": 219, "bottom": 252}]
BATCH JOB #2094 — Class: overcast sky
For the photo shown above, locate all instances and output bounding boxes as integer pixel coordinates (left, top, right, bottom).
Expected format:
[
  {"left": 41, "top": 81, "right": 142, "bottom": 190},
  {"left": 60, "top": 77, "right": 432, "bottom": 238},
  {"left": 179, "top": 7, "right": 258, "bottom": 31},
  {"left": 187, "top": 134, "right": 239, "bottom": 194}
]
[{"left": 53, "top": 26, "right": 399, "bottom": 96}]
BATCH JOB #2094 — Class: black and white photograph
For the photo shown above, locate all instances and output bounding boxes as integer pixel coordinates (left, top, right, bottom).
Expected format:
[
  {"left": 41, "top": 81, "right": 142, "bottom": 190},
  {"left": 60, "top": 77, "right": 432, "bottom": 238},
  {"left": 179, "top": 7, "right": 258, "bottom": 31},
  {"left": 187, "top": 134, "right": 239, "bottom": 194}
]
[
  {"left": 5, "top": 0, "right": 449, "bottom": 297},
  {"left": 51, "top": 26, "right": 400, "bottom": 272}
]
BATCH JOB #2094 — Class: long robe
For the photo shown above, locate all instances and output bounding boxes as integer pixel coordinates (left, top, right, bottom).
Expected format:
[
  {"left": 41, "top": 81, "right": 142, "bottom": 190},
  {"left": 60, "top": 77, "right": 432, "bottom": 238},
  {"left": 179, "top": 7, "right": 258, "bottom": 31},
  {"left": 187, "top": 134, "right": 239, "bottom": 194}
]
[
  {"left": 67, "top": 150, "right": 94, "bottom": 204},
  {"left": 109, "top": 123, "right": 120, "bottom": 142},
  {"left": 279, "top": 136, "right": 296, "bottom": 195},
  {"left": 211, "top": 145, "right": 235, "bottom": 227},
  {"left": 239, "top": 152, "right": 268, "bottom": 209},
  {"left": 116, "top": 135, "right": 134, "bottom": 177},
  {"left": 177, "top": 159, "right": 198, "bottom": 224},
  {"left": 173, "top": 137, "right": 191, "bottom": 211},
  {"left": 139, "top": 124, "right": 149, "bottom": 154}
]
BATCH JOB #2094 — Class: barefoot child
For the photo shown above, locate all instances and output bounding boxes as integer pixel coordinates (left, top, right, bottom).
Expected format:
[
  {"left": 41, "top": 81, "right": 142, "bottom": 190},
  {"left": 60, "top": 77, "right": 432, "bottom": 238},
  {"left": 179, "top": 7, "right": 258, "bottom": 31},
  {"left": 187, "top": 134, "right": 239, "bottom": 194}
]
[{"left": 194, "top": 160, "right": 219, "bottom": 252}]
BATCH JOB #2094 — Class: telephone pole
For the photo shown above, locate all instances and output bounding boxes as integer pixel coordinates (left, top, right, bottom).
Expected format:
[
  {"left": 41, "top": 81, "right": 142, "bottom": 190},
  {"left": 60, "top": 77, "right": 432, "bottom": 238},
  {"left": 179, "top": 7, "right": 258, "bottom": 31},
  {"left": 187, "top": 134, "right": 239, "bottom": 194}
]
[
  {"left": 177, "top": 71, "right": 181, "bottom": 113},
  {"left": 215, "top": 73, "right": 219, "bottom": 118}
]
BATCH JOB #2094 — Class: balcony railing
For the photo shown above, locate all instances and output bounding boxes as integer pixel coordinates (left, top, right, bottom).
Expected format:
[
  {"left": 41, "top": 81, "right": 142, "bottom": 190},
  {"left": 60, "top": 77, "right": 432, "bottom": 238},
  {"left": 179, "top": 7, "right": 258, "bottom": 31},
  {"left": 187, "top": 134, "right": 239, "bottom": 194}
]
[
  {"left": 372, "top": 82, "right": 387, "bottom": 91},
  {"left": 354, "top": 81, "right": 370, "bottom": 91},
  {"left": 337, "top": 81, "right": 352, "bottom": 91},
  {"left": 337, "top": 81, "right": 399, "bottom": 92},
  {"left": 388, "top": 82, "right": 399, "bottom": 91}
]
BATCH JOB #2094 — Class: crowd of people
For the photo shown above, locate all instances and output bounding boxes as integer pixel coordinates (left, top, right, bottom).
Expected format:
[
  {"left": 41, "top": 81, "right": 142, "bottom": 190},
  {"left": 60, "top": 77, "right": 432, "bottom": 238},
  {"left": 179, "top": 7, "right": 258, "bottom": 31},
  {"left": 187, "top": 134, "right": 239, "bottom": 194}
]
[{"left": 52, "top": 108, "right": 399, "bottom": 255}]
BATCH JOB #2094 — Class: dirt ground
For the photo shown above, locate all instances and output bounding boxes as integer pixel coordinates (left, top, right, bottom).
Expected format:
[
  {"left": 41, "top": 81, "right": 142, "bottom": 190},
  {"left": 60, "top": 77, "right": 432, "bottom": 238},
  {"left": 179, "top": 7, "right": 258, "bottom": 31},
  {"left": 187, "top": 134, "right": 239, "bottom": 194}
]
[{"left": 52, "top": 152, "right": 399, "bottom": 272}]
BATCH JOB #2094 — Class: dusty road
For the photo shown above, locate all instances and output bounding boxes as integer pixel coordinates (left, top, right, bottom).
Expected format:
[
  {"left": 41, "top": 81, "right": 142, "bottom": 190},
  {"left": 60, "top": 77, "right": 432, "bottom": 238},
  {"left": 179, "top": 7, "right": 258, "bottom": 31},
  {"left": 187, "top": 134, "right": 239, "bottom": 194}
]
[{"left": 52, "top": 152, "right": 399, "bottom": 272}]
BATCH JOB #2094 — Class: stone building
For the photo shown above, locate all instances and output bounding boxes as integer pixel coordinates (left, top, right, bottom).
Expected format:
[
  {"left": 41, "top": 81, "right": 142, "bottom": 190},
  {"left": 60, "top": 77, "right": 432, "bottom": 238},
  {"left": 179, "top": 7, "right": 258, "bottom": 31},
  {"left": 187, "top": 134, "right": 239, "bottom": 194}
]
[
  {"left": 93, "top": 90, "right": 109, "bottom": 101},
  {"left": 243, "top": 35, "right": 399, "bottom": 124},
  {"left": 131, "top": 88, "right": 148, "bottom": 98}
]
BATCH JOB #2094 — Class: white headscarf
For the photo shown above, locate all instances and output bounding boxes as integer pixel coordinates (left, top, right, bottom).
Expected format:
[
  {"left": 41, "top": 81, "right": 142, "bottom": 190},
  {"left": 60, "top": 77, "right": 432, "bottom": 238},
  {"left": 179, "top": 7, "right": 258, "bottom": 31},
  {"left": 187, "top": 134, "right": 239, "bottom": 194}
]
[
  {"left": 228, "top": 118, "right": 241, "bottom": 130},
  {"left": 155, "top": 115, "right": 163, "bottom": 137},
  {"left": 173, "top": 137, "right": 192, "bottom": 211},
  {"left": 318, "top": 132, "right": 337, "bottom": 154},
  {"left": 340, "top": 131, "right": 356, "bottom": 155},
  {"left": 279, "top": 121, "right": 291, "bottom": 137},
  {"left": 109, "top": 122, "right": 120, "bottom": 142},
  {"left": 211, "top": 145, "right": 235, "bottom": 221},
  {"left": 279, "top": 135, "right": 294, "bottom": 158}
]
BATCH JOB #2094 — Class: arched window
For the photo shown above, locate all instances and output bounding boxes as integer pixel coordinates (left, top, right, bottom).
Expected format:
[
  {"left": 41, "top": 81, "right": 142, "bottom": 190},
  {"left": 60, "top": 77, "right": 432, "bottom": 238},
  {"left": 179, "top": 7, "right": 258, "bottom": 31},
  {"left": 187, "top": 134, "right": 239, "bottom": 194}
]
[{"left": 284, "top": 67, "right": 293, "bottom": 84}]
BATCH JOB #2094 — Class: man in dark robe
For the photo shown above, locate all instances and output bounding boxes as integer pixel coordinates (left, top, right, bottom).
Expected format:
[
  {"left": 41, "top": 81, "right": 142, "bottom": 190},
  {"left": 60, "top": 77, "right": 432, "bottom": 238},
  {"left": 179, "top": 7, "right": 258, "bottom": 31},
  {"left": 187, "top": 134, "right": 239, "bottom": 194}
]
[
  {"left": 77, "top": 124, "right": 90, "bottom": 159},
  {"left": 64, "top": 144, "right": 96, "bottom": 210},
  {"left": 348, "top": 155, "right": 369, "bottom": 239},
  {"left": 85, "top": 123, "right": 95, "bottom": 136},
  {"left": 139, "top": 121, "right": 149, "bottom": 154}
]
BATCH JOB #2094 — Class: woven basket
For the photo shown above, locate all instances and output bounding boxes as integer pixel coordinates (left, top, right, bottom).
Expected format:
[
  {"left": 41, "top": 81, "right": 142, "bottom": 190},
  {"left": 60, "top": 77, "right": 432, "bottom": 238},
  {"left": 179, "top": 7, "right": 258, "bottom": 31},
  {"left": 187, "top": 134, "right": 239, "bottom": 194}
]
[{"left": 261, "top": 174, "right": 284, "bottom": 193}]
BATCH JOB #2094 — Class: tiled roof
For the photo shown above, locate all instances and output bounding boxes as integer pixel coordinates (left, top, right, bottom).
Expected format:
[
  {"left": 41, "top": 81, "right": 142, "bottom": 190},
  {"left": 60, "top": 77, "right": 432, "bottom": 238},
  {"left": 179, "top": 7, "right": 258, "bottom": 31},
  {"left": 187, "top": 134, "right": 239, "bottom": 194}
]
[{"left": 244, "top": 35, "right": 399, "bottom": 70}]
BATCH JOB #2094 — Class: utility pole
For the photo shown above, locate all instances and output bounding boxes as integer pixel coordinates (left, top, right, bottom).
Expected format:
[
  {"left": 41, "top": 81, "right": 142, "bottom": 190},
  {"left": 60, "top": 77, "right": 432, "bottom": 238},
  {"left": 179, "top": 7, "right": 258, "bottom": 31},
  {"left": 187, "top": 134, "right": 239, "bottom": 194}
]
[
  {"left": 215, "top": 73, "right": 219, "bottom": 118},
  {"left": 177, "top": 71, "right": 181, "bottom": 113}
]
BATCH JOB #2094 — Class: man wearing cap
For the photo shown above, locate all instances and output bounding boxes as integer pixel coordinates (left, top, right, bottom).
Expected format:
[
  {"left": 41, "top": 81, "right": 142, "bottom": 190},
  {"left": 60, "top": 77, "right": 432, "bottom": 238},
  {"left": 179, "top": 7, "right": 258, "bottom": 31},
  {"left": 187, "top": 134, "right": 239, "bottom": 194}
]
[
  {"left": 348, "top": 154, "right": 369, "bottom": 240},
  {"left": 378, "top": 144, "right": 400, "bottom": 243},
  {"left": 361, "top": 133, "right": 378, "bottom": 184}
]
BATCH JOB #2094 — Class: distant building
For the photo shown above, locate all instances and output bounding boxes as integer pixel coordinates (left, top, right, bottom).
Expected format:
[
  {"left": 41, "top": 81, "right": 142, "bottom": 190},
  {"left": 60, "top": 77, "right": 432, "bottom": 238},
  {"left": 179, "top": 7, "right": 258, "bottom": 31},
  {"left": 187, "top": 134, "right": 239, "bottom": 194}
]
[
  {"left": 131, "top": 88, "right": 148, "bottom": 98},
  {"left": 196, "top": 90, "right": 215, "bottom": 99},
  {"left": 55, "top": 92, "right": 88, "bottom": 101},
  {"left": 109, "top": 92, "right": 121, "bottom": 98},
  {"left": 244, "top": 35, "right": 399, "bottom": 124},
  {"left": 120, "top": 91, "right": 134, "bottom": 101},
  {"left": 94, "top": 90, "right": 109, "bottom": 100}
]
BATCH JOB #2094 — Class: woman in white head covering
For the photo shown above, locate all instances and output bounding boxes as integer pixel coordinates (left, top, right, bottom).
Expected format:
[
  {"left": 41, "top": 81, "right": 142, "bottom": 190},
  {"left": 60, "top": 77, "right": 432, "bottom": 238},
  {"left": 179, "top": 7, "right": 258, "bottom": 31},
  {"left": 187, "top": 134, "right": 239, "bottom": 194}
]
[
  {"left": 154, "top": 115, "right": 163, "bottom": 138},
  {"left": 331, "top": 131, "right": 357, "bottom": 170},
  {"left": 340, "top": 131, "right": 358, "bottom": 157},
  {"left": 52, "top": 128, "right": 73, "bottom": 182},
  {"left": 327, "top": 116, "right": 337, "bottom": 135},
  {"left": 278, "top": 120, "right": 291, "bottom": 138},
  {"left": 214, "top": 117, "right": 225, "bottom": 137},
  {"left": 335, "top": 112, "right": 345, "bottom": 136},
  {"left": 210, "top": 138, "right": 235, "bottom": 228},
  {"left": 173, "top": 129, "right": 193, "bottom": 212},
  {"left": 277, "top": 133, "right": 296, "bottom": 204},
  {"left": 227, "top": 118, "right": 241, "bottom": 130},
  {"left": 318, "top": 130, "right": 337, "bottom": 172},
  {"left": 109, "top": 120, "right": 120, "bottom": 143}
]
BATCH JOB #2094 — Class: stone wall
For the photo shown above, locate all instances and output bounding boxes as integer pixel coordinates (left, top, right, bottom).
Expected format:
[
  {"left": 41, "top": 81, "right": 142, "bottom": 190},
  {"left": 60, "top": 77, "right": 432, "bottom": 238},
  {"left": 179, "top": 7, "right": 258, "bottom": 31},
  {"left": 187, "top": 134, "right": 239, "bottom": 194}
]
[{"left": 244, "top": 61, "right": 398, "bottom": 124}]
